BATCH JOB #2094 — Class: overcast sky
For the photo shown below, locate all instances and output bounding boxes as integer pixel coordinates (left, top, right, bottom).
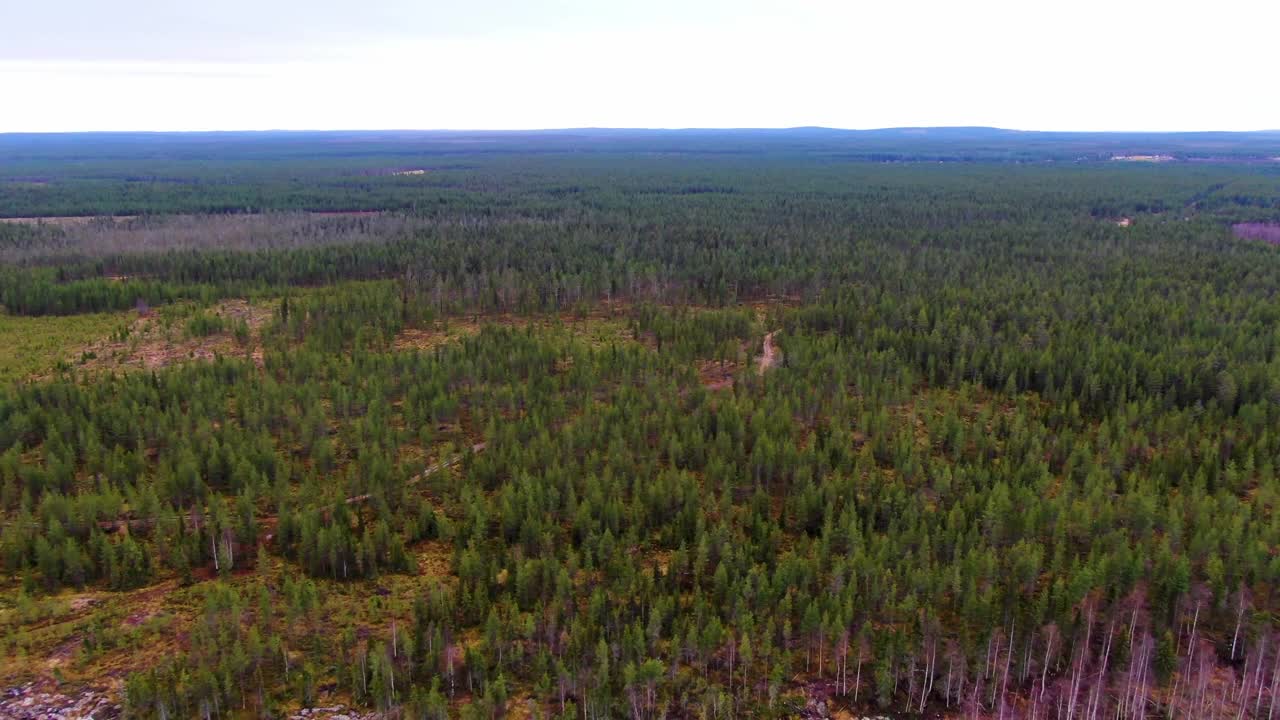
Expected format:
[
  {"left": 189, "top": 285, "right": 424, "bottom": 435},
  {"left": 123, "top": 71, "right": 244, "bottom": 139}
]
[{"left": 1, "top": 0, "right": 1276, "bottom": 133}]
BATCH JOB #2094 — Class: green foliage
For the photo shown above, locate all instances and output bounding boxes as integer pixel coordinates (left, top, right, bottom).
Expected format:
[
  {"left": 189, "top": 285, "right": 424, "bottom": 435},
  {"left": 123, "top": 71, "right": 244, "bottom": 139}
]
[
  {"left": 185, "top": 310, "right": 226, "bottom": 338},
  {"left": 5, "top": 142, "right": 1280, "bottom": 718},
  {"left": 0, "top": 311, "right": 123, "bottom": 382}
]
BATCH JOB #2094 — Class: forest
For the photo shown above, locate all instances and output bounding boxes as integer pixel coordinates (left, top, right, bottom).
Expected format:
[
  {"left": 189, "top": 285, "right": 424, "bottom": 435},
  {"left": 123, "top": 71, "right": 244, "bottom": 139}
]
[{"left": 2, "top": 130, "right": 1280, "bottom": 719}]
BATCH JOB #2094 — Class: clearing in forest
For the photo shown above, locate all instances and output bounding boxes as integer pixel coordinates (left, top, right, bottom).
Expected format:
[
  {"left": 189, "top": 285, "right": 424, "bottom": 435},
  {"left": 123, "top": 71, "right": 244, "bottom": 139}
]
[
  {"left": 0, "top": 312, "right": 125, "bottom": 384},
  {"left": 59, "top": 298, "right": 276, "bottom": 377}
]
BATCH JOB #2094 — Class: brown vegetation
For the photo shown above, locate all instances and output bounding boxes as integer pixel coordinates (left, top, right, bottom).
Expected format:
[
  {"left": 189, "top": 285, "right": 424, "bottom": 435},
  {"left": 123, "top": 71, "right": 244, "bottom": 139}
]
[
  {"left": 1233, "top": 222, "right": 1280, "bottom": 244},
  {"left": 63, "top": 299, "right": 274, "bottom": 376}
]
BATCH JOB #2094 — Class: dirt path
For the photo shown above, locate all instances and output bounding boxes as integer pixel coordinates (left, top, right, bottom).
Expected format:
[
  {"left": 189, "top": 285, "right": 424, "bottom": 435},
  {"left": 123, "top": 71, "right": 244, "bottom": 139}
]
[
  {"left": 702, "top": 331, "right": 780, "bottom": 391},
  {"left": 756, "top": 331, "right": 780, "bottom": 374}
]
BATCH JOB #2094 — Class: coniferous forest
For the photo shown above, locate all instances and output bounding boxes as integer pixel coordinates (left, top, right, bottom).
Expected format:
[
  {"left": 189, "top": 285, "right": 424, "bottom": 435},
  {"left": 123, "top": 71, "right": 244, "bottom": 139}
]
[{"left": 2, "top": 129, "right": 1280, "bottom": 719}]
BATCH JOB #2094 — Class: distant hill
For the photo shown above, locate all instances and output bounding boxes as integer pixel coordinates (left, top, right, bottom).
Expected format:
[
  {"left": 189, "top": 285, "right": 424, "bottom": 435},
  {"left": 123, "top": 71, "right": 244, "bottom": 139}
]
[{"left": 2, "top": 126, "right": 1279, "bottom": 165}]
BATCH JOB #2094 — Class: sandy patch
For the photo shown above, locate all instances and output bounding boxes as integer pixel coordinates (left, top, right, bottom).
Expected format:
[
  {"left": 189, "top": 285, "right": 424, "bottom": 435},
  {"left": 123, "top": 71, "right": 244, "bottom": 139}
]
[{"left": 757, "top": 331, "right": 780, "bottom": 374}]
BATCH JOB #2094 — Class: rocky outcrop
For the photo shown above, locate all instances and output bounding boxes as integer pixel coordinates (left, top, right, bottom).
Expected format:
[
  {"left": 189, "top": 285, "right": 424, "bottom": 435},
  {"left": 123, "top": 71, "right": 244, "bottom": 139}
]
[
  {"left": 289, "top": 706, "right": 381, "bottom": 720},
  {"left": 0, "top": 682, "right": 119, "bottom": 720}
]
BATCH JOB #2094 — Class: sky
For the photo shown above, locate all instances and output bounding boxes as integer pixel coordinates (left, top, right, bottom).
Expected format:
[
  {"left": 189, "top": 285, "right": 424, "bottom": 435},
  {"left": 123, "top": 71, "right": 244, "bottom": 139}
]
[{"left": 1, "top": 0, "right": 1276, "bottom": 133}]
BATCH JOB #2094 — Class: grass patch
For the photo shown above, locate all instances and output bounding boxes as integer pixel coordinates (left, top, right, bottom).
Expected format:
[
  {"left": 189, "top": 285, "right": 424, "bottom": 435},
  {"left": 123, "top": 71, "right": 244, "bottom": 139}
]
[{"left": 0, "top": 312, "right": 126, "bottom": 384}]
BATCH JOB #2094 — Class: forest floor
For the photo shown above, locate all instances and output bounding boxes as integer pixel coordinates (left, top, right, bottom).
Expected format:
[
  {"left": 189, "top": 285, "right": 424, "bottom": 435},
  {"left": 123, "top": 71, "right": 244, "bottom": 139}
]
[
  {"left": 0, "top": 297, "right": 282, "bottom": 384},
  {"left": 700, "top": 329, "right": 780, "bottom": 390},
  {"left": 58, "top": 298, "right": 276, "bottom": 377},
  {"left": 14, "top": 296, "right": 785, "bottom": 386},
  {"left": 392, "top": 308, "right": 637, "bottom": 355}
]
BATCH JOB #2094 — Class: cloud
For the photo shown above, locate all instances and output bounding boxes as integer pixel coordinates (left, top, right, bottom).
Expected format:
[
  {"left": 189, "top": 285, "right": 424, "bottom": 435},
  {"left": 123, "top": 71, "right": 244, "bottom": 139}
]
[
  {"left": 0, "top": 0, "right": 1276, "bottom": 131},
  {"left": 0, "top": 0, "right": 763, "bottom": 62},
  {"left": 0, "top": 61, "right": 270, "bottom": 79}
]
